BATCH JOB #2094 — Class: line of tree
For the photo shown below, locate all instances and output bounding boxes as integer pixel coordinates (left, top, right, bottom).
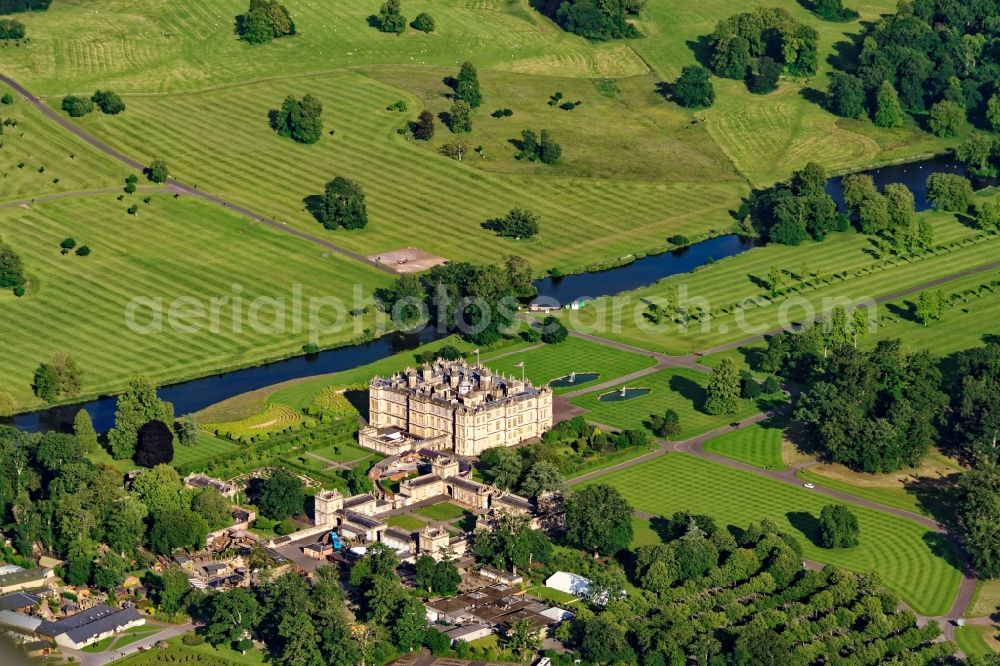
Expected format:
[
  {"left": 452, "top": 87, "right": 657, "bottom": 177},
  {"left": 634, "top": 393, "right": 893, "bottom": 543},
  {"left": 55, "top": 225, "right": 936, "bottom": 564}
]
[
  {"left": 0, "top": 18, "right": 26, "bottom": 40},
  {"left": 708, "top": 8, "right": 818, "bottom": 94},
  {"left": 741, "top": 162, "right": 845, "bottom": 246},
  {"left": 530, "top": 0, "right": 641, "bottom": 41},
  {"left": 236, "top": 0, "right": 295, "bottom": 44},
  {"left": 825, "top": 1, "right": 1000, "bottom": 138},
  {"left": 269, "top": 94, "right": 323, "bottom": 144},
  {"left": 375, "top": 256, "right": 534, "bottom": 344},
  {"left": 840, "top": 173, "right": 933, "bottom": 252},
  {"left": 0, "top": 0, "right": 49, "bottom": 12}
]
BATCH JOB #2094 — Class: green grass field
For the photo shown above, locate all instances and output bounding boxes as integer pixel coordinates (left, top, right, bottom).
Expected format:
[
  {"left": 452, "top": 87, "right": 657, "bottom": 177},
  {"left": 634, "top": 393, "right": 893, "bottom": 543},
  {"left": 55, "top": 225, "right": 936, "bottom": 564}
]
[
  {"left": 0, "top": 88, "right": 126, "bottom": 201},
  {"left": 0, "top": 193, "right": 389, "bottom": 408},
  {"left": 172, "top": 432, "right": 241, "bottom": 470},
  {"left": 568, "top": 367, "right": 774, "bottom": 438},
  {"left": 308, "top": 441, "right": 371, "bottom": 463},
  {"left": 386, "top": 514, "right": 426, "bottom": 531},
  {"left": 592, "top": 453, "right": 963, "bottom": 616},
  {"left": 414, "top": 501, "right": 469, "bottom": 522},
  {"left": 556, "top": 212, "right": 997, "bottom": 355},
  {"left": 954, "top": 626, "right": 999, "bottom": 659},
  {"left": 70, "top": 70, "right": 746, "bottom": 272},
  {"left": 702, "top": 416, "right": 787, "bottom": 470},
  {"left": 968, "top": 579, "right": 1000, "bottom": 618},
  {"left": 482, "top": 335, "right": 656, "bottom": 394}
]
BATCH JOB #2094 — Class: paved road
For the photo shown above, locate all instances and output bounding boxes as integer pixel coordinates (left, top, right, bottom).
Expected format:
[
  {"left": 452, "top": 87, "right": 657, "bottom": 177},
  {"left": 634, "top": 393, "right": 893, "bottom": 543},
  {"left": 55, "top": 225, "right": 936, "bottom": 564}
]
[{"left": 0, "top": 73, "right": 397, "bottom": 276}]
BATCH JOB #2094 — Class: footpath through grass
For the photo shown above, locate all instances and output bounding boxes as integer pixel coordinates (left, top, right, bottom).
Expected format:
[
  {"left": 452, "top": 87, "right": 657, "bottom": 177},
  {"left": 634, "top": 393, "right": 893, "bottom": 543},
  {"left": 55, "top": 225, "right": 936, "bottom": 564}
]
[{"left": 591, "top": 453, "right": 962, "bottom": 616}]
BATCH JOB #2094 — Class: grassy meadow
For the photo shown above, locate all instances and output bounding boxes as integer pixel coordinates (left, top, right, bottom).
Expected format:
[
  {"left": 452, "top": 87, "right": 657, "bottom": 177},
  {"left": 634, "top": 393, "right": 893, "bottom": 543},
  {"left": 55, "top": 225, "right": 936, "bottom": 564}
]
[
  {"left": 555, "top": 212, "right": 998, "bottom": 355},
  {"left": 568, "top": 367, "right": 777, "bottom": 438},
  {"left": 0, "top": 193, "right": 390, "bottom": 408},
  {"left": 481, "top": 335, "right": 657, "bottom": 394},
  {"left": 592, "top": 453, "right": 963, "bottom": 616},
  {"left": 702, "top": 416, "right": 787, "bottom": 470}
]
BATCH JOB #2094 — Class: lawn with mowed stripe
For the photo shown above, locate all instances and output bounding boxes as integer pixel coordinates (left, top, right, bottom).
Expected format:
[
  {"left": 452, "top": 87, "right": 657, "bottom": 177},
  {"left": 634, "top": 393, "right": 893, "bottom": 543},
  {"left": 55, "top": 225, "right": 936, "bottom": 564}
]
[
  {"left": 555, "top": 212, "right": 999, "bottom": 354},
  {"left": 482, "top": 336, "right": 656, "bottom": 394},
  {"left": 702, "top": 416, "right": 787, "bottom": 470},
  {"left": 0, "top": 87, "right": 126, "bottom": 201},
  {"left": 568, "top": 367, "right": 774, "bottom": 438},
  {"left": 0, "top": 194, "right": 391, "bottom": 409},
  {"left": 70, "top": 71, "right": 746, "bottom": 272},
  {"left": 591, "top": 453, "right": 962, "bottom": 616}
]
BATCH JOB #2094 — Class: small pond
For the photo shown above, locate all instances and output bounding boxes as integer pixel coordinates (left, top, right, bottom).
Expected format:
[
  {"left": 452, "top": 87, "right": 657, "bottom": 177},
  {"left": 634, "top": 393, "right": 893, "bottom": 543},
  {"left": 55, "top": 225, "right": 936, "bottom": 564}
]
[
  {"left": 598, "top": 387, "right": 651, "bottom": 402},
  {"left": 549, "top": 372, "right": 601, "bottom": 388}
]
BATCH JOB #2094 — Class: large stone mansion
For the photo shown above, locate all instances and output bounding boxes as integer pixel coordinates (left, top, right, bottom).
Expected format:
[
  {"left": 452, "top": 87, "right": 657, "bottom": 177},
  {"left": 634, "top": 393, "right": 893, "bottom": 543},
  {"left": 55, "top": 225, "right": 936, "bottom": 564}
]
[{"left": 360, "top": 359, "right": 553, "bottom": 457}]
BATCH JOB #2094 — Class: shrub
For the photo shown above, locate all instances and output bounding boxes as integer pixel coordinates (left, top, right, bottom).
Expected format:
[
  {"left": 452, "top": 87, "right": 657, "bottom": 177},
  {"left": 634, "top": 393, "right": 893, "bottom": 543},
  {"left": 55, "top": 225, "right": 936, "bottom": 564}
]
[
  {"left": 521, "top": 326, "right": 542, "bottom": 343},
  {"left": 411, "top": 12, "right": 435, "bottom": 32},
  {"left": 667, "top": 234, "right": 690, "bottom": 246},
  {"left": 386, "top": 100, "right": 407, "bottom": 112},
  {"left": 182, "top": 631, "right": 204, "bottom": 646},
  {"left": 91, "top": 89, "right": 125, "bottom": 114},
  {"left": 491, "top": 108, "right": 513, "bottom": 118},
  {"left": 75, "top": 245, "right": 91, "bottom": 257},
  {"left": 60, "top": 238, "right": 76, "bottom": 253},
  {"left": 0, "top": 93, "right": 13, "bottom": 105},
  {"left": 61, "top": 95, "right": 94, "bottom": 118}
]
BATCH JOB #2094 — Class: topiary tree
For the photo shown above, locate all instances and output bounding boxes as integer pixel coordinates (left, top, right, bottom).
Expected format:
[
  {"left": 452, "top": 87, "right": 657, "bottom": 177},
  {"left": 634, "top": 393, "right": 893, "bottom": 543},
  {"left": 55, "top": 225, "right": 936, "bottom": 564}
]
[
  {"left": 135, "top": 419, "right": 175, "bottom": 467},
  {"left": 818, "top": 504, "right": 859, "bottom": 548},
  {"left": 411, "top": 12, "right": 434, "bottom": 32},
  {"left": 318, "top": 176, "right": 368, "bottom": 230},
  {"left": 672, "top": 65, "right": 715, "bottom": 108},
  {"left": 147, "top": 159, "right": 169, "bottom": 183}
]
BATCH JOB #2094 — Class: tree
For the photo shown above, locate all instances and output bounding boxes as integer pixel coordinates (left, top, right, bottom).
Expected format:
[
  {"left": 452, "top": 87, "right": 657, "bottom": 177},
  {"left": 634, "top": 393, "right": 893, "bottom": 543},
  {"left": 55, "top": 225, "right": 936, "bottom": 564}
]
[
  {"left": 149, "top": 507, "right": 208, "bottom": 554},
  {"left": 705, "top": 357, "right": 742, "bottom": 415},
  {"left": 269, "top": 94, "right": 323, "bottom": 144},
  {"left": 956, "top": 461, "right": 1000, "bottom": 577},
  {"left": 553, "top": 0, "right": 639, "bottom": 41},
  {"left": 204, "top": 588, "right": 261, "bottom": 651},
  {"left": 91, "top": 90, "right": 125, "bottom": 115},
  {"left": 65, "top": 540, "right": 95, "bottom": 586},
  {"left": 747, "top": 56, "right": 781, "bottom": 95},
  {"left": 672, "top": 65, "right": 715, "bottom": 108},
  {"left": 318, "top": 176, "right": 368, "bottom": 230},
  {"left": 47, "top": 353, "right": 82, "bottom": 397},
  {"left": 376, "top": 0, "right": 406, "bottom": 34},
  {"left": 107, "top": 377, "right": 174, "bottom": 460},
  {"left": 956, "top": 133, "right": 996, "bottom": 177},
  {"left": 455, "top": 61, "right": 482, "bottom": 108},
  {"left": 539, "top": 315, "right": 567, "bottom": 344},
  {"left": 0, "top": 241, "right": 25, "bottom": 292},
  {"left": 479, "top": 447, "right": 522, "bottom": 488},
  {"left": 812, "top": 0, "right": 856, "bottom": 21},
  {"left": 519, "top": 460, "right": 563, "bottom": 498},
  {"left": 414, "top": 555, "right": 436, "bottom": 592},
  {"left": 147, "top": 159, "right": 169, "bottom": 183},
  {"left": 448, "top": 99, "right": 472, "bottom": 133},
  {"left": 987, "top": 94, "right": 1000, "bottom": 133},
  {"left": 412, "top": 110, "right": 434, "bottom": 140},
  {"left": 926, "top": 173, "right": 974, "bottom": 213},
  {"left": 580, "top": 615, "right": 634, "bottom": 664},
  {"left": 154, "top": 567, "right": 192, "bottom": 614},
  {"left": 502, "top": 618, "right": 541, "bottom": 658},
  {"left": 257, "top": 468, "right": 304, "bottom": 520},
  {"left": 178, "top": 415, "right": 199, "bottom": 446},
  {"left": 104, "top": 495, "right": 147, "bottom": 555},
  {"left": 538, "top": 129, "right": 561, "bottom": 164},
  {"left": 135, "top": 419, "right": 174, "bottom": 467},
  {"left": 484, "top": 208, "right": 539, "bottom": 239},
  {"left": 431, "top": 558, "right": 461, "bottom": 596},
  {"left": 392, "top": 596, "right": 428, "bottom": 651},
  {"left": 92, "top": 551, "right": 128, "bottom": 592},
  {"left": 710, "top": 34, "right": 751, "bottom": 79},
  {"left": 563, "top": 484, "right": 633, "bottom": 556},
  {"left": 61, "top": 95, "right": 93, "bottom": 117},
  {"left": 827, "top": 72, "right": 865, "bottom": 118},
  {"left": 913, "top": 289, "right": 944, "bottom": 325},
  {"left": 439, "top": 139, "right": 470, "bottom": 161},
  {"left": 236, "top": 0, "right": 295, "bottom": 43},
  {"left": 874, "top": 81, "right": 903, "bottom": 128},
  {"left": 650, "top": 408, "right": 681, "bottom": 438},
  {"left": 928, "top": 100, "right": 964, "bottom": 137},
  {"left": 767, "top": 265, "right": 784, "bottom": 297},
  {"left": 818, "top": 504, "right": 860, "bottom": 548},
  {"left": 411, "top": 12, "right": 435, "bottom": 32},
  {"left": 60, "top": 237, "right": 77, "bottom": 254},
  {"left": 32, "top": 364, "right": 59, "bottom": 403},
  {"left": 132, "top": 464, "right": 187, "bottom": 516}
]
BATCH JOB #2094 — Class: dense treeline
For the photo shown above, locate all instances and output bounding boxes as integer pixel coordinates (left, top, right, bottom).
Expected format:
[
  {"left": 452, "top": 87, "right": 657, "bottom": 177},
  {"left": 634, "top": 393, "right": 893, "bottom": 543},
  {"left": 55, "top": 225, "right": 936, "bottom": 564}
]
[
  {"left": 826, "top": 0, "right": 1000, "bottom": 135},
  {"left": 531, "top": 0, "right": 641, "bottom": 41},
  {"left": 375, "top": 256, "right": 534, "bottom": 345},
  {"left": 558, "top": 512, "right": 954, "bottom": 664},
  {"left": 743, "top": 162, "right": 844, "bottom": 245},
  {"left": 708, "top": 8, "right": 818, "bottom": 94}
]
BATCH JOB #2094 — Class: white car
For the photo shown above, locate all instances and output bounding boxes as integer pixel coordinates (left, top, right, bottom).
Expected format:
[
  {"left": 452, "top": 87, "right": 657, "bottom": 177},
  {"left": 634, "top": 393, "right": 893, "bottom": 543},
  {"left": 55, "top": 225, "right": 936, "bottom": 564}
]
[{"left": 802, "top": 483, "right": 815, "bottom": 489}]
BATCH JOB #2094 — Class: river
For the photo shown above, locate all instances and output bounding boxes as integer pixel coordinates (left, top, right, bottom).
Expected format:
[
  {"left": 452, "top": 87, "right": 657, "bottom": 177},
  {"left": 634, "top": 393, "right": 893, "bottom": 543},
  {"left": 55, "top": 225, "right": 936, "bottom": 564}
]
[{"left": 7, "top": 154, "right": 978, "bottom": 433}]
